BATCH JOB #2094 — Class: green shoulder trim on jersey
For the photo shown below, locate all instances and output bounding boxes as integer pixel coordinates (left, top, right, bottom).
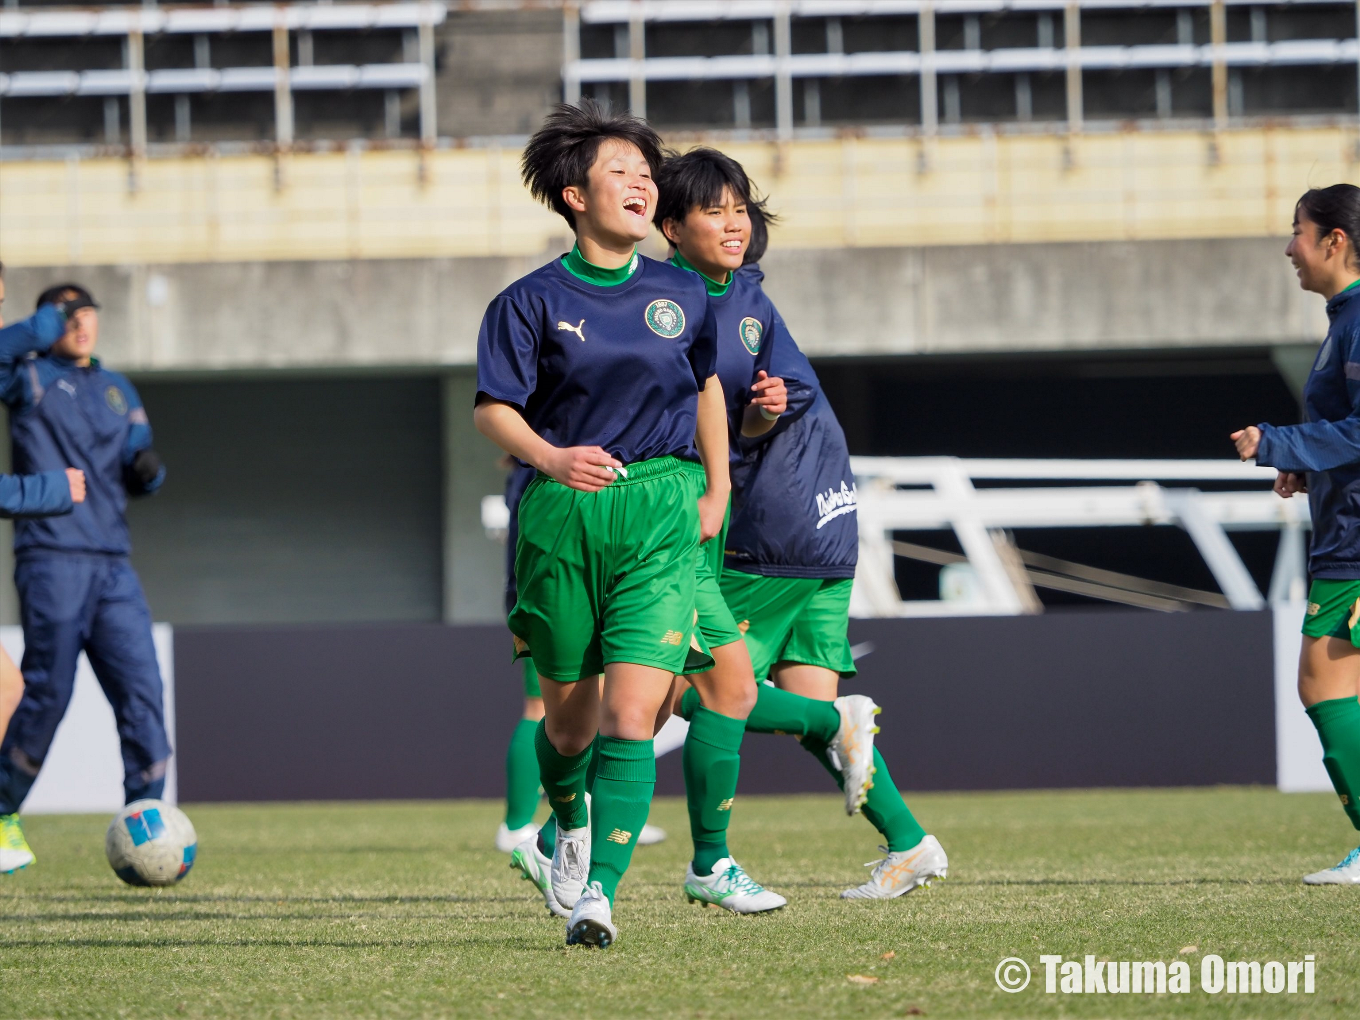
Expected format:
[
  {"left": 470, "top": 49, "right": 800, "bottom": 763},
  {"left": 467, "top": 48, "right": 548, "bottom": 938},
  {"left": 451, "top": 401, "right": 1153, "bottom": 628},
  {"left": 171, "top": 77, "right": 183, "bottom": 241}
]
[
  {"left": 562, "top": 245, "right": 640, "bottom": 286},
  {"left": 670, "top": 250, "right": 732, "bottom": 297}
]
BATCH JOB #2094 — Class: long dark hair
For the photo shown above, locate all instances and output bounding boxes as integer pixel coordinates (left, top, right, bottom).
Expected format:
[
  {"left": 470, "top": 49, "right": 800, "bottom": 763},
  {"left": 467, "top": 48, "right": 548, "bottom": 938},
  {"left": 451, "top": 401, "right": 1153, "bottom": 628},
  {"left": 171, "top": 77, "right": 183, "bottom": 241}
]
[
  {"left": 1296, "top": 184, "right": 1360, "bottom": 264},
  {"left": 520, "top": 99, "right": 665, "bottom": 230},
  {"left": 655, "top": 147, "right": 778, "bottom": 264}
]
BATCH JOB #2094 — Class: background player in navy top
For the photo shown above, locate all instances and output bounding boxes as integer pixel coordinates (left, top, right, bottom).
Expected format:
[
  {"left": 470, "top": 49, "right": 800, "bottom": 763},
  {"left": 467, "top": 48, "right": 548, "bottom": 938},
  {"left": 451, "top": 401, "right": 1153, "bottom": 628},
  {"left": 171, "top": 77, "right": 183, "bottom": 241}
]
[
  {"left": 0, "top": 282, "right": 170, "bottom": 877},
  {"left": 1234, "top": 185, "right": 1360, "bottom": 885},
  {"left": 0, "top": 270, "right": 90, "bottom": 871},
  {"left": 661, "top": 149, "right": 948, "bottom": 901},
  {"left": 475, "top": 101, "right": 729, "bottom": 948}
]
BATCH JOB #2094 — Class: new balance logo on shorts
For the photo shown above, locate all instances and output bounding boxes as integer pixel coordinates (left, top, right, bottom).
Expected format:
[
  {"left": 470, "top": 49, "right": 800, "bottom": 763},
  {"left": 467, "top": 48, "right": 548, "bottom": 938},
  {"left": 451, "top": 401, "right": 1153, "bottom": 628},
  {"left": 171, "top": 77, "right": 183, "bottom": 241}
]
[
  {"left": 661, "top": 630, "right": 683, "bottom": 646},
  {"left": 606, "top": 829, "right": 632, "bottom": 844}
]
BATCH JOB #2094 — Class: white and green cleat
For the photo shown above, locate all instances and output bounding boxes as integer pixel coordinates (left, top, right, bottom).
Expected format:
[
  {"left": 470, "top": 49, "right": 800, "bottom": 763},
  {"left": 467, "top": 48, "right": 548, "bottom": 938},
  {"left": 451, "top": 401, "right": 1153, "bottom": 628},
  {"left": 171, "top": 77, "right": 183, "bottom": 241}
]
[
  {"left": 550, "top": 823, "right": 591, "bottom": 911},
  {"left": 842, "top": 835, "right": 948, "bottom": 900},
  {"left": 637, "top": 823, "right": 667, "bottom": 846},
  {"left": 829, "top": 695, "right": 880, "bottom": 815},
  {"left": 566, "top": 881, "right": 616, "bottom": 949},
  {"left": 510, "top": 835, "right": 569, "bottom": 918},
  {"left": 684, "top": 857, "right": 787, "bottom": 914},
  {"left": 0, "top": 814, "right": 34, "bottom": 874},
  {"left": 1303, "top": 845, "right": 1360, "bottom": 885}
]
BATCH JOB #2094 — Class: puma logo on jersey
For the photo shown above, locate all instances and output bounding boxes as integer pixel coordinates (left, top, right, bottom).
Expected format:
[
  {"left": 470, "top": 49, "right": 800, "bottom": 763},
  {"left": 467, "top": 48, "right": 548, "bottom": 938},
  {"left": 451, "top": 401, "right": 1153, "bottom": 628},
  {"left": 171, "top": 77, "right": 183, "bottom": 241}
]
[
  {"left": 57, "top": 380, "right": 77, "bottom": 397},
  {"left": 606, "top": 828, "right": 632, "bottom": 844},
  {"left": 557, "top": 319, "right": 586, "bottom": 342}
]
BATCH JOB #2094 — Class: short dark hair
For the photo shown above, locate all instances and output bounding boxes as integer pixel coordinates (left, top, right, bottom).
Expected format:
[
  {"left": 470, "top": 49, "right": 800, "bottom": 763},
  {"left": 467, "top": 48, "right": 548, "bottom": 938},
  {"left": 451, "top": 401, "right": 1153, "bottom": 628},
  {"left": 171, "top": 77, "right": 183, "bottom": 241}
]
[
  {"left": 1296, "top": 185, "right": 1360, "bottom": 266},
  {"left": 520, "top": 99, "right": 665, "bottom": 230},
  {"left": 655, "top": 147, "right": 778, "bottom": 263},
  {"left": 35, "top": 283, "right": 97, "bottom": 311}
]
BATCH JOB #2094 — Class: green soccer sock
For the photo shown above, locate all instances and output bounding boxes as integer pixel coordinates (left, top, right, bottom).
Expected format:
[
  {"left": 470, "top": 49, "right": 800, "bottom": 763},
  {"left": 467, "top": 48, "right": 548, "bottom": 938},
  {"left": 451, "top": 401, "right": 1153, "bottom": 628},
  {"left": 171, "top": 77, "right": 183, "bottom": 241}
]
[
  {"left": 533, "top": 721, "right": 591, "bottom": 832},
  {"left": 803, "top": 737, "right": 927, "bottom": 852},
  {"left": 504, "top": 719, "right": 542, "bottom": 830},
  {"left": 587, "top": 736, "right": 656, "bottom": 905},
  {"left": 679, "top": 682, "right": 840, "bottom": 743},
  {"left": 535, "top": 733, "right": 601, "bottom": 855},
  {"left": 1307, "top": 697, "right": 1360, "bottom": 830},
  {"left": 682, "top": 707, "right": 746, "bottom": 876}
]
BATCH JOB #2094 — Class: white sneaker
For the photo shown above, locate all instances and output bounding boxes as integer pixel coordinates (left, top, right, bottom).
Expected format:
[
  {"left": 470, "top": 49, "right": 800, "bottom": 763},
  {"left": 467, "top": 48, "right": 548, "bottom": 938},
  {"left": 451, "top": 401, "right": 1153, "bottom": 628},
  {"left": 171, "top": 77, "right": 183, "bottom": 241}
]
[
  {"left": 496, "top": 821, "right": 539, "bottom": 854},
  {"left": 566, "top": 881, "right": 617, "bottom": 948},
  {"left": 685, "top": 857, "right": 787, "bottom": 914},
  {"left": 637, "top": 823, "right": 667, "bottom": 846},
  {"left": 550, "top": 824, "right": 591, "bottom": 910},
  {"left": 829, "top": 695, "right": 880, "bottom": 815},
  {"left": 1303, "top": 845, "right": 1360, "bottom": 884},
  {"left": 842, "top": 835, "right": 948, "bottom": 899},
  {"left": 510, "top": 836, "right": 569, "bottom": 918}
]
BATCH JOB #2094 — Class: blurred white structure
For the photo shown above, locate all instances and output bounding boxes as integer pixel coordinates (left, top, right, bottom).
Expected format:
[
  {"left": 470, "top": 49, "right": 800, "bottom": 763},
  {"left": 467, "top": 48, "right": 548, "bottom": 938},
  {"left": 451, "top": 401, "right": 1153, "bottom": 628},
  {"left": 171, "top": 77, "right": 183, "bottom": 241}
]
[{"left": 4, "top": 624, "right": 176, "bottom": 815}]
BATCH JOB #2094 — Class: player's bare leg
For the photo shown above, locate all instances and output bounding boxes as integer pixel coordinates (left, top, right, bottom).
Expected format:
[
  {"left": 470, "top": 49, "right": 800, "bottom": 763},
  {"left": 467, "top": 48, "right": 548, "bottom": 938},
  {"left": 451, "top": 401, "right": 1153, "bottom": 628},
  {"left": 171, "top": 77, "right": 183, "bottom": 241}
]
[{"left": 0, "top": 648, "right": 34, "bottom": 874}]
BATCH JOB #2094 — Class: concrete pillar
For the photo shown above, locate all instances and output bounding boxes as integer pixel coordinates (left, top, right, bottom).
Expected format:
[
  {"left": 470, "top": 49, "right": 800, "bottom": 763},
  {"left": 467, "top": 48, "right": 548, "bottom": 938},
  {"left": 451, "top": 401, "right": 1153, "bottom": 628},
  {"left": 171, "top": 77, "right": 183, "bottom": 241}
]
[
  {"left": 562, "top": 4, "right": 581, "bottom": 105},
  {"left": 273, "top": 17, "right": 293, "bottom": 150},
  {"left": 628, "top": 7, "right": 646, "bottom": 117},
  {"left": 441, "top": 370, "right": 511, "bottom": 625},
  {"left": 774, "top": 1, "right": 792, "bottom": 141},
  {"left": 1064, "top": 2, "right": 1082, "bottom": 135},
  {"left": 918, "top": 3, "right": 936, "bottom": 137},
  {"left": 1211, "top": 0, "right": 1228, "bottom": 129}
]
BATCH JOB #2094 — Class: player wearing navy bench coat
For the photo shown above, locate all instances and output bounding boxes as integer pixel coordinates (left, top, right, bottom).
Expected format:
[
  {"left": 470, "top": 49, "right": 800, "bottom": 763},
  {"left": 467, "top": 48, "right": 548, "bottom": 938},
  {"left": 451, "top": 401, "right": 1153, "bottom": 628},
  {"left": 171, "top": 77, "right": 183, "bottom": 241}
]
[
  {"left": 659, "top": 148, "right": 948, "bottom": 902},
  {"left": 0, "top": 282, "right": 169, "bottom": 877}
]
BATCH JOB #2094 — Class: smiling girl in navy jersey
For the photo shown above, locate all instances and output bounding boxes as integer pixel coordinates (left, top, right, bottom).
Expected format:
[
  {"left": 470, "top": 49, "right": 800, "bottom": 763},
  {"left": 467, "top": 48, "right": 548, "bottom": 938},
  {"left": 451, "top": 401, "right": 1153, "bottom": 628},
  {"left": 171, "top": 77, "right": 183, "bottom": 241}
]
[
  {"left": 474, "top": 101, "right": 729, "bottom": 948},
  {"left": 657, "top": 148, "right": 949, "bottom": 901}
]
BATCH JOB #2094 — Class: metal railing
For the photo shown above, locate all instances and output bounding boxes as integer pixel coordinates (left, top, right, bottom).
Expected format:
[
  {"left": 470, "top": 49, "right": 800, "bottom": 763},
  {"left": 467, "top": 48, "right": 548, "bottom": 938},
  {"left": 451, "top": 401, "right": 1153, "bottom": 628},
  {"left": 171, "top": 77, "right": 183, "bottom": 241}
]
[
  {"left": 565, "top": 0, "right": 1360, "bottom": 139},
  {"left": 850, "top": 457, "right": 1310, "bottom": 618}
]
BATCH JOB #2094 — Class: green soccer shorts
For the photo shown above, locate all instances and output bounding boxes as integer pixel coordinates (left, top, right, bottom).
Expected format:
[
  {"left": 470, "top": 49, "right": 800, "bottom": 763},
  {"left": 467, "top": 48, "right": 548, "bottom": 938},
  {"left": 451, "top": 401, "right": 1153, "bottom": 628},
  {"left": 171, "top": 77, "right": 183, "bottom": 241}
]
[
  {"left": 509, "top": 455, "right": 715, "bottom": 682},
  {"left": 718, "top": 570, "right": 856, "bottom": 681},
  {"left": 1302, "top": 579, "right": 1360, "bottom": 645},
  {"left": 694, "top": 501, "right": 744, "bottom": 651}
]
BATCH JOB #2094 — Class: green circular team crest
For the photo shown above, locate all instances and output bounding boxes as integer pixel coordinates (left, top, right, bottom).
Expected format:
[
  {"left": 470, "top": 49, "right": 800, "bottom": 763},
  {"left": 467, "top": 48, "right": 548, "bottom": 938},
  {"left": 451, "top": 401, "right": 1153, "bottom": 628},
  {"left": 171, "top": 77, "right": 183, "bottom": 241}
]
[
  {"left": 738, "top": 316, "right": 763, "bottom": 355},
  {"left": 105, "top": 386, "right": 127, "bottom": 415},
  {"left": 644, "top": 299, "right": 686, "bottom": 338}
]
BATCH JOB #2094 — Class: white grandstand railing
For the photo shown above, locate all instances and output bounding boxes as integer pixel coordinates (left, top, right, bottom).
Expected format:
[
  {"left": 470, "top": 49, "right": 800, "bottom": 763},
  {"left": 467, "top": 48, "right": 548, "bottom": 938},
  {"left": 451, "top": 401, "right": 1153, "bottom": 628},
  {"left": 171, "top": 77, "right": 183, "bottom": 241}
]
[
  {"left": 565, "top": 0, "right": 1360, "bottom": 140},
  {"left": 850, "top": 457, "right": 1310, "bottom": 619}
]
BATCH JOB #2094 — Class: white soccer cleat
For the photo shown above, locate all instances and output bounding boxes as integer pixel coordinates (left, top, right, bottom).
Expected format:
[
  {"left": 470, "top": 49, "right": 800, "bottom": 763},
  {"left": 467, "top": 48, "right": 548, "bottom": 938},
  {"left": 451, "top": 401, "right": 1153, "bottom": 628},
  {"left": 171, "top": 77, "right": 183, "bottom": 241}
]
[
  {"left": 566, "top": 881, "right": 617, "bottom": 948},
  {"left": 496, "top": 821, "right": 539, "bottom": 854},
  {"left": 842, "top": 835, "right": 949, "bottom": 900},
  {"left": 829, "top": 695, "right": 880, "bottom": 815},
  {"left": 684, "top": 857, "right": 787, "bottom": 914},
  {"left": 550, "top": 823, "right": 591, "bottom": 910},
  {"left": 0, "top": 814, "right": 34, "bottom": 874},
  {"left": 1303, "top": 845, "right": 1360, "bottom": 885},
  {"left": 509, "top": 836, "right": 570, "bottom": 918},
  {"left": 637, "top": 823, "right": 667, "bottom": 846}
]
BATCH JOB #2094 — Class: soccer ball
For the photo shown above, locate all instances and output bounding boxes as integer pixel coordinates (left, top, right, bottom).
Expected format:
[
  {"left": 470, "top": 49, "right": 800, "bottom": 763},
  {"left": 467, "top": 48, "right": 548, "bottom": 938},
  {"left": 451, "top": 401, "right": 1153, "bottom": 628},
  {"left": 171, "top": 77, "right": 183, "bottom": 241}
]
[{"left": 105, "top": 799, "right": 198, "bottom": 887}]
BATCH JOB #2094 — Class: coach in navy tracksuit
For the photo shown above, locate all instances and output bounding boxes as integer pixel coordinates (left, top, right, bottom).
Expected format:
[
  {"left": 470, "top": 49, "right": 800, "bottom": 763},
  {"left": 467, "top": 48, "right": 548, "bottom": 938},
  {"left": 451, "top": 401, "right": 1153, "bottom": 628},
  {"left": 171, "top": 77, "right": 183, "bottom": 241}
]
[{"left": 0, "top": 283, "right": 169, "bottom": 817}]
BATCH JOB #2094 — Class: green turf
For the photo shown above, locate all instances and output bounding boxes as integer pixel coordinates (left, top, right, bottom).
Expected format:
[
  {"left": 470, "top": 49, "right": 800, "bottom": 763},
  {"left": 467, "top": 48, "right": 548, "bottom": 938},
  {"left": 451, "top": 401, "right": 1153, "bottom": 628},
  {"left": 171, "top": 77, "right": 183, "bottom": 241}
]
[{"left": 2, "top": 788, "right": 1359, "bottom": 1018}]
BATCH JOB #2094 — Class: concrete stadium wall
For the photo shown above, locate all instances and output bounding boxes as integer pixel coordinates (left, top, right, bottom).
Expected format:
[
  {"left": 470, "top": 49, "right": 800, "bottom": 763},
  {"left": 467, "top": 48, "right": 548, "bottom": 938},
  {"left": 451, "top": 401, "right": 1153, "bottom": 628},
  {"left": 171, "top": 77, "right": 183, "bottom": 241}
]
[
  {"left": 171, "top": 608, "right": 1275, "bottom": 802},
  {"left": 0, "top": 237, "right": 1327, "bottom": 371}
]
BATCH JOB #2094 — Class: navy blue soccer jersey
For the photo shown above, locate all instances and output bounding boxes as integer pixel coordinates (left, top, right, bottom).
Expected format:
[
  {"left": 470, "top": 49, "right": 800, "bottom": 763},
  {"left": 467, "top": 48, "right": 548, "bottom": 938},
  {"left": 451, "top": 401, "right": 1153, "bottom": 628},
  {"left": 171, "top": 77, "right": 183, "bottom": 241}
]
[
  {"left": 670, "top": 259, "right": 777, "bottom": 462},
  {"left": 723, "top": 266, "right": 858, "bottom": 579},
  {"left": 476, "top": 254, "right": 717, "bottom": 465}
]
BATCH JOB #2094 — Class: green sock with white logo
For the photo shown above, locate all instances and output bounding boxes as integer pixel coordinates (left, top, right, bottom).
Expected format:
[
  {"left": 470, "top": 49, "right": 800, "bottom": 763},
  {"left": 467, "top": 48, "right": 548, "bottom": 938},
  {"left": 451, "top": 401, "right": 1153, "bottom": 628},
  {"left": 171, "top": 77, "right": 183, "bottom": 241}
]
[
  {"left": 504, "top": 719, "right": 542, "bottom": 830},
  {"left": 1307, "top": 697, "right": 1360, "bottom": 830},
  {"left": 801, "top": 738, "right": 926, "bottom": 852},
  {"left": 587, "top": 736, "right": 656, "bottom": 906},
  {"left": 533, "top": 721, "right": 590, "bottom": 832},
  {"left": 679, "top": 682, "right": 840, "bottom": 743},
  {"left": 683, "top": 706, "right": 747, "bottom": 876}
]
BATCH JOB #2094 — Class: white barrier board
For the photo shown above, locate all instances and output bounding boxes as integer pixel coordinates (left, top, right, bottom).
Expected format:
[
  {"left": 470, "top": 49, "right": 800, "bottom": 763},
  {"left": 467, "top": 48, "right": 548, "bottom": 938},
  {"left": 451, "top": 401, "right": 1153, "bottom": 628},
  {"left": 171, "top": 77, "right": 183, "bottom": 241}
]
[
  {"left": 1274, "top": 604, "right": 1332, "bottom": 793},
  {"left": 2, "top": 624, "right": 176, "bottom": 814}
]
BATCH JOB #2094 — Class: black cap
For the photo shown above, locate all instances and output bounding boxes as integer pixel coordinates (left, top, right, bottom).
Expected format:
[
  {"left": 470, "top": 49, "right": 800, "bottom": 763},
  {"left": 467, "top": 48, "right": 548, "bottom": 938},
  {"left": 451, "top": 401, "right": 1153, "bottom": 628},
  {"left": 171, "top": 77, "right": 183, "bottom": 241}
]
[{"left": 35, "top": 283, "right": 99, "bottom": 314}]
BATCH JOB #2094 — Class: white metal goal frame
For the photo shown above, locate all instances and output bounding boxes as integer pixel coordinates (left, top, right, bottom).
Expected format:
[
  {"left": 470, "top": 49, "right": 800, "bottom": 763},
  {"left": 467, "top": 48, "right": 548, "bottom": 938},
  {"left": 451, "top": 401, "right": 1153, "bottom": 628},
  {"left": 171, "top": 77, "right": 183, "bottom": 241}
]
[{"left": 849, "top": 456, "right": 1311, "bottom": 618}]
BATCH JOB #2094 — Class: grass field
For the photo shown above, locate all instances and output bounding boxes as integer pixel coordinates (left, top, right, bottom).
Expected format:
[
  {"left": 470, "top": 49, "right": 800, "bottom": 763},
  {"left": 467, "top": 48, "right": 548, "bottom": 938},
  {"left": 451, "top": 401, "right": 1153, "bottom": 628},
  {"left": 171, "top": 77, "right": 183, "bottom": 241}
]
[{"left": 3, "top": 788, "right": 1360, "bottom": 1019}]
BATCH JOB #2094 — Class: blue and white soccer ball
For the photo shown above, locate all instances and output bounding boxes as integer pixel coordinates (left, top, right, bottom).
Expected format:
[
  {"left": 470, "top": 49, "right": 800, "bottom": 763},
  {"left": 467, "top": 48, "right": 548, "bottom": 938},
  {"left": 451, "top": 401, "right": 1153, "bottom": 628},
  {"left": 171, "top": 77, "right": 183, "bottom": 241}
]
[{"left": 105, "top": 799, "right": 198, "bottom": 887}]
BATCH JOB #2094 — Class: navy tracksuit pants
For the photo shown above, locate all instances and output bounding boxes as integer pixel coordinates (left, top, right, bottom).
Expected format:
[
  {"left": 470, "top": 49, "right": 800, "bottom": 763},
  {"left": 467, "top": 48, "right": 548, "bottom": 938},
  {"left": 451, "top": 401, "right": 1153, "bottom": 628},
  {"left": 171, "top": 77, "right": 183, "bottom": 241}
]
[{"left": 0, "top": 553, "right": 171, "bottom": 813}]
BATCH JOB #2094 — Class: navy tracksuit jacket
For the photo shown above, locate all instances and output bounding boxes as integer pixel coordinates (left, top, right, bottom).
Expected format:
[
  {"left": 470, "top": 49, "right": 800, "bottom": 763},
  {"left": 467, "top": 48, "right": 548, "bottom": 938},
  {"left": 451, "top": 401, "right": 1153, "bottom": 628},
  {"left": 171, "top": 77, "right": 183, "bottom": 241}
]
[{"left": 0, "top": 306, "right": 170, "bottom": 813}]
